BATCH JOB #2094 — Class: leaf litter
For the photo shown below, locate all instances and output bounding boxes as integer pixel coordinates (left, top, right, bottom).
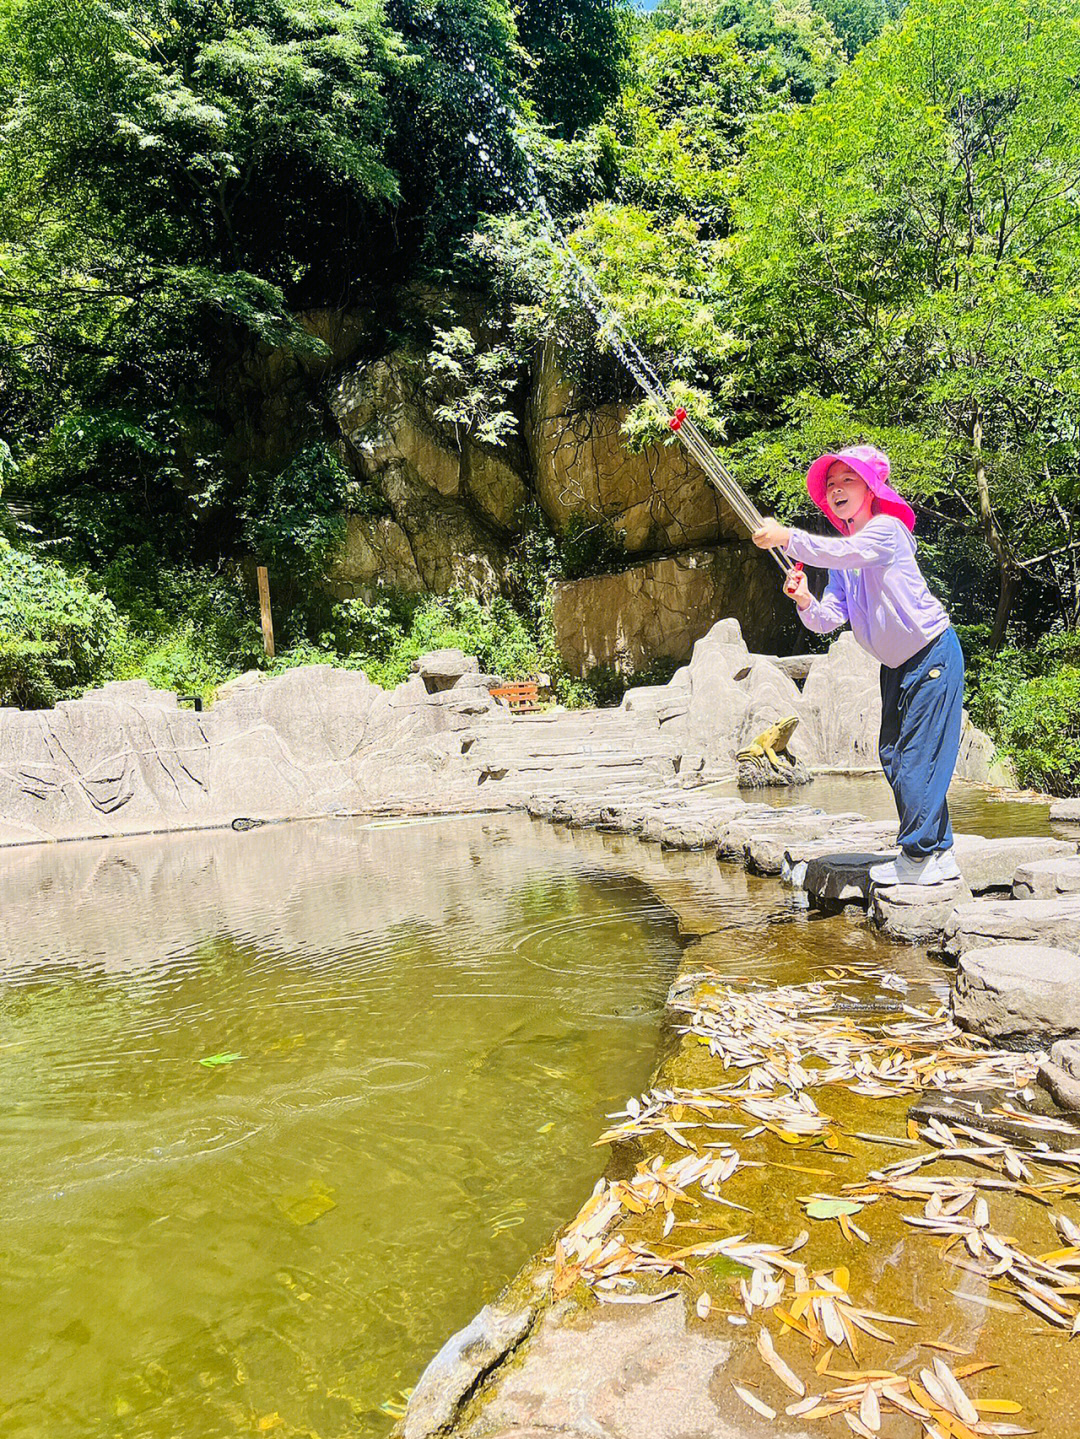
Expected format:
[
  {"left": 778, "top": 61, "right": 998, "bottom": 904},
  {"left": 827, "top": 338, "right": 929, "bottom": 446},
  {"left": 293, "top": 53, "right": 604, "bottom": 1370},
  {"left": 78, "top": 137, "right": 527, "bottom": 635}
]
[{"left": 551, "top": 972, "right": 1080, "bottom": 1435}]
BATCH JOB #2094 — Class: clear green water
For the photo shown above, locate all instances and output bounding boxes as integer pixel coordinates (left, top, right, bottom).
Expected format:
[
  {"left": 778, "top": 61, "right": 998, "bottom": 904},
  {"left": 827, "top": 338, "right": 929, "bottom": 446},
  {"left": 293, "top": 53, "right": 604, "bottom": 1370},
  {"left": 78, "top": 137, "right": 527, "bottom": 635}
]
[
  {"left": 0, "top": 816, "right": 681, "bottom": 1439},
  {"left": 709, "top": 772, "right": 1054, "bottom": 837}
]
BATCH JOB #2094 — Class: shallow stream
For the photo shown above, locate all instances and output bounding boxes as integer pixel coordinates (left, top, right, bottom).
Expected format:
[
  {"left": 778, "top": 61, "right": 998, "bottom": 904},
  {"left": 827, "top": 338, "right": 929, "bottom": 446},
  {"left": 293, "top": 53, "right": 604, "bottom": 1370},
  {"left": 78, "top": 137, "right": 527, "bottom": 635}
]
[{"left": 0, "top": 779, "right": 1071, "bottom": 1437}]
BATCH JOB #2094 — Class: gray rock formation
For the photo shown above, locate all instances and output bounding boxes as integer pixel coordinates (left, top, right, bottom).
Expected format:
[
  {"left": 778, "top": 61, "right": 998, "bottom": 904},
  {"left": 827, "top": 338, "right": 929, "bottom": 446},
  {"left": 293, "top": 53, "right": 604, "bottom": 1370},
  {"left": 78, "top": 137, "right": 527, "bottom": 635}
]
[
  {"left": 638, "top": 618, "right": 1012, "bottom": 784},
  {"left": 951, "top": 835, "right": 1077, "bottom": 893},
  {"left": 1013, "top": 856, "right": 1080, "bottom": 900},
  {"left": 941, "top": 896, "right": 1080, "bottom": 962},
  {"left": 871, "top": 878, "right": 972, "bottom": 944},
  {"left": 1039, "top": 1039, "right": 1080, "bottom": 1111},
  {"left": 952, "top": 944, "right": 1080, "bottom": 1045}
]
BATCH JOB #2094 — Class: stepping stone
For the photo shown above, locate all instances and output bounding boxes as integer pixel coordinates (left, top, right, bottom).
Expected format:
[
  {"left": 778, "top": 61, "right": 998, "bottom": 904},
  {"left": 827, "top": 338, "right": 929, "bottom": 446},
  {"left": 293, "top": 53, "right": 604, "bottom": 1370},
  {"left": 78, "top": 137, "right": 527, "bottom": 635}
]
[
  {"left": 744, "top": 813, "right": 867, "bottom": 874},
  {"left": 714, "top": 807, "right": 827, "bottom": 863},
  {"left": 952, "top": 943, "right": 1080, "bottom": 1046},
  {"left": 951, "top": 834, "right": 1077, "bottom": 893},
  {"left": 657, "top": 802, "right": 756, "bottom": 850},
  {"left": 805, "top": 851, "right": 900, "bottom": 907},
  {"left": 871, "top": 878, "right": 972, "bottom": 944},
  {"left": 781, "top": 822, "right": 897, "bottom": 887},
  {"left": 1013, "top": 856, "right": 1080, "bottom": 900},
  {"left": 1052, "top": 799, "right": 1080, "bottom": 824},
  {"left": 941, "top": 896, "right": 1080, "bottom": 962},
  {"left": 1039, "top": 1038, "right": 1080, "bottom": 1111}
]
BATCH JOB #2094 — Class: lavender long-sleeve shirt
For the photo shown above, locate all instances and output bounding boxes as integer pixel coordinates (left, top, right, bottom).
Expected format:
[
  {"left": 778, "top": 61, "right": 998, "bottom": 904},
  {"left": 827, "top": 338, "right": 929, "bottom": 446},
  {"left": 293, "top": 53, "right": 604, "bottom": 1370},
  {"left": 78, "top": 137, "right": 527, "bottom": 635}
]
[{"left": 785, "top": 516, "right": 950, "bottom": 669}]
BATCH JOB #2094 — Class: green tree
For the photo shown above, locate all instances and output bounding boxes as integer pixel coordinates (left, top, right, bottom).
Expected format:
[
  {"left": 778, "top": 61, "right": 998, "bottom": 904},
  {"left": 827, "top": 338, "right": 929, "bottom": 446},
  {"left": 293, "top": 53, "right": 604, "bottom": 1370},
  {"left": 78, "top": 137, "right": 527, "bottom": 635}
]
[
  {"left": 730, "top": 0, "right": 1080, "bottom": 645},
  {"left": 651, "top": 0, "right": 846, "bottom": 102},
  {"left": 516, "top": 0, "right": 634, "bottom": 137}
]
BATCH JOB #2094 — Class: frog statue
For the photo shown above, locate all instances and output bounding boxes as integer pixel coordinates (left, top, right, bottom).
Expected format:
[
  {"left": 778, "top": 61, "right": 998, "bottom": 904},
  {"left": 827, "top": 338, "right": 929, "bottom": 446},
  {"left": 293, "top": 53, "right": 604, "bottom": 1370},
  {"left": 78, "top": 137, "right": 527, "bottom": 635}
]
[{"left": 736, "top": 715, "right": 812, "bottom": 789}]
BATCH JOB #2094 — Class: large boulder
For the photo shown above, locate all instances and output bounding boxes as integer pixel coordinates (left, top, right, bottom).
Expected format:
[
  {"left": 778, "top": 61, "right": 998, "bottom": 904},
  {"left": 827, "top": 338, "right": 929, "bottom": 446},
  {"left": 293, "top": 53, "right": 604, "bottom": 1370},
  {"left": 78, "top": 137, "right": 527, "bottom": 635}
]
[
  {"left": 952, "top": 944, "right": 1080, "bottom": 1046},
  {"left": 411, "top": 649, "right": 480, "bottom": 689},
  {"left": 325, "top": 515, "right": 425, "bottom": 598},
  {"left": 798, "top": 633, "right": 882, "bottom": 771},
  {"left": 527, "top": 342, "right": 741, "bottom": 554}
]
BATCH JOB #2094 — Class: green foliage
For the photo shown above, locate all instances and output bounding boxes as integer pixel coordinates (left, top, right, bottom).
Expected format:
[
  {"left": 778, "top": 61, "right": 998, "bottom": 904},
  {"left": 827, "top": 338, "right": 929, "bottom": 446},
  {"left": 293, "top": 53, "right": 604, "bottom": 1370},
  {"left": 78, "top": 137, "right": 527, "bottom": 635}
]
[
  {"left": 811, "top": 0, "right": 888, "bottom": 57},
  {"left": 323, "top": 590, "right": 542, "bottom": 687},
  {"left": 516, "top": 0, "right": 634, "bottom": 137},
  {"left": 0, "top": 540, "right": 122, "bottom": 706},
  {"left": 652, "top": 0, "right": 846, "bottom": 101},
  {"left": 558, "top": 511, "right": 628, "bottom": 579},
  {"left": 968, "top": 636, "right": 1080, "bottom": 796},
  {"left": 100, "top": 548, "right": 263, "bottom": 699},
  {"left": 726, "top": 0, "right": 1080, "bottom": 641},
  {"left": 242, "top": 443, "right": 358, "bottom": 586},
  {"left": 426, "top": 326, "right": 522, "bottom": 445}
]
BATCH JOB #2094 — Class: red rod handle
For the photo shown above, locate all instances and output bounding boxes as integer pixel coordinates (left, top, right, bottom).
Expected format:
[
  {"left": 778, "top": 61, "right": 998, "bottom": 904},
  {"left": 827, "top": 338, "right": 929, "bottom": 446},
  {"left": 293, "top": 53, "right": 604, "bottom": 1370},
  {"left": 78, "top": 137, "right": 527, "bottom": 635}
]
[{"left": 668, "top": 406, "right": 688, "bottom": 432}]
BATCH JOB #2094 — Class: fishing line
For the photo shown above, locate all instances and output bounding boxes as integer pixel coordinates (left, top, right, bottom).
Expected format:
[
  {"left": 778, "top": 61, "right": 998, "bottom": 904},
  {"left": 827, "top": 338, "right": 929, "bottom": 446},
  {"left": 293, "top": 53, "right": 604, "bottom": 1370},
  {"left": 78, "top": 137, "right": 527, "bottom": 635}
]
[{"left": 447, "top": 46, "right": 796, "bottom": 575}]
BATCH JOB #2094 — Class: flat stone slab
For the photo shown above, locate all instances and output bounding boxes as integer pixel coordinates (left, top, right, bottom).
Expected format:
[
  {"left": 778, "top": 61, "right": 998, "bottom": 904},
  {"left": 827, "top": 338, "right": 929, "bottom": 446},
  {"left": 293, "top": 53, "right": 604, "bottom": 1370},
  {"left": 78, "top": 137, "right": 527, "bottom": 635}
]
[
  {"left": 744, "top": 813, "right": 867, "bottom": 874},
  {"left": 1051, "top": 799, "right": 1080, "bottom": 824},
  {"left": 871, "top": 878, "right": 972, "bottom": 944},
  {"left": 447, "top": 1296, "right": 798, "bottom": 1439},
  {"left": 952, "top": 943, "right": 1080, "bottom": 1046},
  {"left": 951, "top": 834, "right": 1077, "bottom": 893},
  {"left": 656, "top": 803, "right": 760, "bottom": 850},
  {"left": 1039, "top": 1038, "right": 1080, "bottom": 1111},
  {"left": 941, "top": 896, "right": 1080, "bottom": 962},
  {"left": 781, "top": 824, "right": 897, "bottom": 887},
  {"left": 1014, "top": 856, "right": 1080, "bottom": 900},
  {"left": 714, "top": 807, "right": 829, "bottom": 863},
  {"left": 805, "top": 851, "right": 900, "bottom": 906}
]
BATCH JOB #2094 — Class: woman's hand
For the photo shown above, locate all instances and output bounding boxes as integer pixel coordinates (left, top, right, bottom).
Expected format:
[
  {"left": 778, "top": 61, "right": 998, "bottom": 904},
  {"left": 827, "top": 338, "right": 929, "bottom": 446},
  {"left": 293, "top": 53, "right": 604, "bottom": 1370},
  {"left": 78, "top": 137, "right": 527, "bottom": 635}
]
[
  {"left": 783, "top": 568, "right": 812, "bottom": 610},
  {"left": 752, "top": 517, "right": 791, "bottom": 550}
]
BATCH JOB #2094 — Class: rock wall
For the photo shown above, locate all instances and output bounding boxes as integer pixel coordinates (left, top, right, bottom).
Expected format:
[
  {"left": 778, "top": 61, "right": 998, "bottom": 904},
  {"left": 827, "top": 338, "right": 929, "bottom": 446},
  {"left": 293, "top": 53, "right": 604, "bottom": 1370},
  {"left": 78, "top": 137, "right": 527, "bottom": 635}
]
[
  {"left": 526, "top": 343, "right": 743, "bottom": 554},
  {"left": 551, "top": 546, "right": 799, "bottom": 677},
  {"left": 324, "top": 338, "right": 792, "bottom": 671},
  {"left": 0, "top": 623, "right": 1011, "bottom": 849},
  {"left": 0, "top": 668, "right": 512, "bottom": 847}
]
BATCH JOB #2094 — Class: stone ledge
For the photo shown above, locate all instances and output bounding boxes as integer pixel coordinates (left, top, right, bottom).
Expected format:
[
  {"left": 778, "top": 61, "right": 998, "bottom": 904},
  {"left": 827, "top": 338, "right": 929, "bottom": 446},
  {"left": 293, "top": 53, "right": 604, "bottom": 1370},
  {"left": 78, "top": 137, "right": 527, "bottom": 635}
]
[{"left": 952, "top": 943, "right": 1080, "bottom": 1046}]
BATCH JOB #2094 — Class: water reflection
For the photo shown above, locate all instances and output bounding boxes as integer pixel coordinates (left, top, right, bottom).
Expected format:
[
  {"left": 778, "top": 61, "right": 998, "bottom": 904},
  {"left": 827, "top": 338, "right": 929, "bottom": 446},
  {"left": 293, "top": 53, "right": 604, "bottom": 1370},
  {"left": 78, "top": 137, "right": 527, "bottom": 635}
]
[{"left": 0, "top": 816, "right": 680, "bottom": 1438}]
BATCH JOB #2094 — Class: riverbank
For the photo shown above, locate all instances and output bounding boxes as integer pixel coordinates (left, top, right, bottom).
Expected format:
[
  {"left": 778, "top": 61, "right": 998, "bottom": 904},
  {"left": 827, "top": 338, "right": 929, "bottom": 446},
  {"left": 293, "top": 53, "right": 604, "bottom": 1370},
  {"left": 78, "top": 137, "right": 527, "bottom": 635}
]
[{"left": 396, "top": 783, "right": 1080, "bottom": 1439}]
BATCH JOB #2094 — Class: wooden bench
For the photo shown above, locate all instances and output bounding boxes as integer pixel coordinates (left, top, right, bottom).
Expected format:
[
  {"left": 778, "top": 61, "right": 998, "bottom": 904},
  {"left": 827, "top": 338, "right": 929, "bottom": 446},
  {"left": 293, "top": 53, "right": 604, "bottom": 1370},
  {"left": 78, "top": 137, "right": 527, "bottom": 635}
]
[{"left": 489, "top": 681, "right": 541, "bottom": 714}]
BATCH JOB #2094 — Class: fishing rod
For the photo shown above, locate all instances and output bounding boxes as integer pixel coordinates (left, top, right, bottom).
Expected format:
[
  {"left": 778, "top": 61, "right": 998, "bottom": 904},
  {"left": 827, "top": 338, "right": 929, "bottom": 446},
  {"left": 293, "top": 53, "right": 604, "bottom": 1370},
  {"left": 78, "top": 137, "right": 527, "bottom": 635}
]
[
  {"left": 533, "top": 193, "right": 797, "bottom": 578},
  {"left": 450, "top": 50, "right": 801, "bottom": 580}
]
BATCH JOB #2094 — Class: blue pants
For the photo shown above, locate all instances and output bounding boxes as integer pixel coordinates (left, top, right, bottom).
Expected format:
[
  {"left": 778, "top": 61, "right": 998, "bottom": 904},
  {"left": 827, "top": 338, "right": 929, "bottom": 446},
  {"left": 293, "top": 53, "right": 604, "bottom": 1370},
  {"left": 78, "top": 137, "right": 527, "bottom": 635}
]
[{"left": 878, "top": 627, "right": 964, "bottom": 858}]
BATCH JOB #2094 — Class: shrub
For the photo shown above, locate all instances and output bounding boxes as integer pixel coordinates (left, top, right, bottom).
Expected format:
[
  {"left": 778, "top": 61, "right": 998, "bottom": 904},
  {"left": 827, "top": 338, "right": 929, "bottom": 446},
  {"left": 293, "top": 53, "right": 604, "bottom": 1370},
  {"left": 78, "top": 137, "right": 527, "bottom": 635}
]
[
  {"left": 0, "top": 540, "right": 122, "bottom": 707},
  {"left": 968, "top": 634, "right": 1080, "bottom": 796}
]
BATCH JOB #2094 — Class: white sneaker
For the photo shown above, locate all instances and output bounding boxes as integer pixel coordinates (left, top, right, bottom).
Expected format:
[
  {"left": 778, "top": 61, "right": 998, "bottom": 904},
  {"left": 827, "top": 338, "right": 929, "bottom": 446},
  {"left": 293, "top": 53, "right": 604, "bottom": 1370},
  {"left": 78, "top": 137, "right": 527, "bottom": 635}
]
[{"left": 869, "top": 850, "right": 962, "bottom": 887}]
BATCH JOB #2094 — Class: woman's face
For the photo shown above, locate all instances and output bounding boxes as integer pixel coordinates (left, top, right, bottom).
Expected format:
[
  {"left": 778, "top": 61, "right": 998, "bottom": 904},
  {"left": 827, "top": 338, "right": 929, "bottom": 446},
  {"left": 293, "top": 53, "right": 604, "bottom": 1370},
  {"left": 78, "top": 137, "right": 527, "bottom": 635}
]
[{"left": 825, "top": 463, "right": 871, "bottom": 523}]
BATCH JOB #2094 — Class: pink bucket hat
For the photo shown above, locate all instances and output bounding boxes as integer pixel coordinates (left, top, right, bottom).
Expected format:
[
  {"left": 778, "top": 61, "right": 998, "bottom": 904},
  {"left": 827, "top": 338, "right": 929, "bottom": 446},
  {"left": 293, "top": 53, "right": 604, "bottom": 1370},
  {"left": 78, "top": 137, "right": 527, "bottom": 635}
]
[{"left": 806, "top": 444, "right": 916, "bottom": 533}]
